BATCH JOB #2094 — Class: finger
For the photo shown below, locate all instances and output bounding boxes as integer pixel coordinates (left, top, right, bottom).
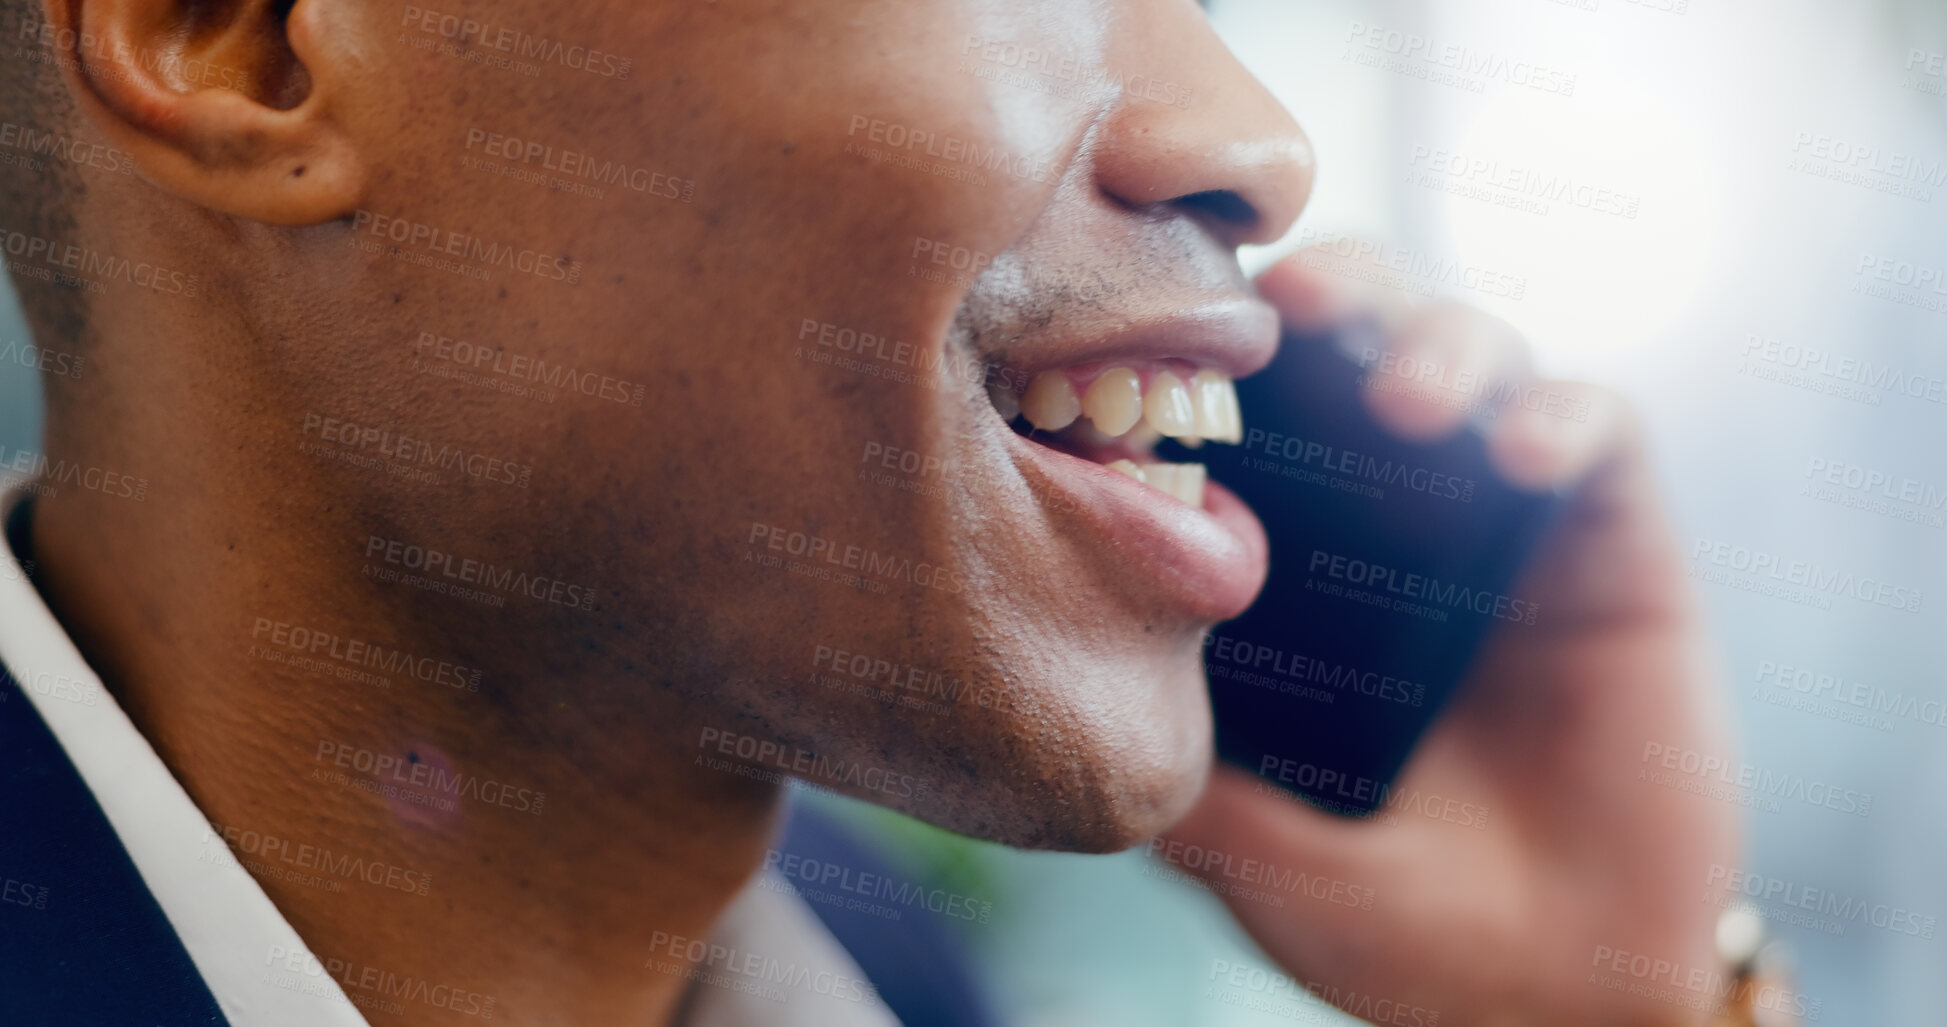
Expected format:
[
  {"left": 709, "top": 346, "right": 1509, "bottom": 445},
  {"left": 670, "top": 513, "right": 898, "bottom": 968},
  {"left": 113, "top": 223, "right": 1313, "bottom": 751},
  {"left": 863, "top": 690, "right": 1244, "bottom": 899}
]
[
  {"left": 1255, "top": 243, "right": 1418, "bottom": 335},
  {"left": 1492, "top": 400, "right": 1699, "bottom": 631},
  {"left": 1257, "top": 251, "right": 1542, "bottom": 444},
  {"left": 1359, "top": 301, "right": 1534, "bottom": 443},
  {"left": 1162, "top": 761, "right": 1380, "bottom": 892},
  {"left": 1481, "top": 379, "right": 1626, "bottom": 493},
  {"left": 1163, "top": 762, "right": 1423, "bottom": 997}
]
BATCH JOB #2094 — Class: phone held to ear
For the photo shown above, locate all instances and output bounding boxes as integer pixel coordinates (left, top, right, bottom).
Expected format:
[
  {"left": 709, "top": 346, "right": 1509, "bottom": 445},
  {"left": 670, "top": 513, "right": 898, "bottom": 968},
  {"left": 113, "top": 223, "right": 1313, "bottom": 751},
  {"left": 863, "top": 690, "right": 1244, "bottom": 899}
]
[{"left": 1184, "top": 323, "right": 1565, "bottom": 817}]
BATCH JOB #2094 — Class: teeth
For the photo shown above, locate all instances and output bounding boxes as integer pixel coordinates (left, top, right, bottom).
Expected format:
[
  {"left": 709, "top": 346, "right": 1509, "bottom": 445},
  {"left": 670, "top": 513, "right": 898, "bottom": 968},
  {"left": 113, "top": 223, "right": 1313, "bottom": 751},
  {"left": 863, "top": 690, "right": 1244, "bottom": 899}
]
[
  {"left": 1143, "top": 463, "right": 1179, "bottom": 496},
  {"left": 1175, "top": 463, "right": 1206, "bottom": 506},
  {"left": 1144, "top": 371, "right": 1197, "bottom": 438},
  {"left": 1105, "top": 457, "right": 1208, "bottom": 507},
  {"left": 1021, "top": 371, "right": 1080, "bottom": 431},
  {"left": 1081, "top": 367, "right": 1143, "bottom": 436},
  {"left": 1136, "top": 462, "right": 1206, "bottom": 507},
  {"left": 1006, "top": 365, "right": 1241, "bottom": 445},
  {"left": 1191, "top": 370, "right": 1242, "bottom": 443}
]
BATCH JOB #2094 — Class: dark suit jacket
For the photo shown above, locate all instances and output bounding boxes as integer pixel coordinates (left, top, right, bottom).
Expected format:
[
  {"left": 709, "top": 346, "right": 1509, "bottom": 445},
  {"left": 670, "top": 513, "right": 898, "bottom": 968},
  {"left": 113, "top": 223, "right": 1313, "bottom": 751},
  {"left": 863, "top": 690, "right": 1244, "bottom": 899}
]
[{"left": 0, "top": 663, "right": 998, "bottom": 1027}]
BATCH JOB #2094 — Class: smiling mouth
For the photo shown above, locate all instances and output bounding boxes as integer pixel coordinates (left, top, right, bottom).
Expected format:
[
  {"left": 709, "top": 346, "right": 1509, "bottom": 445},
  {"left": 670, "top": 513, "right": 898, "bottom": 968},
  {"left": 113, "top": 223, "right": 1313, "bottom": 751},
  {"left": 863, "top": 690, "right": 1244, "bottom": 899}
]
[{"left": 989, "top": 360, "right": 1245, "bottom": 508}]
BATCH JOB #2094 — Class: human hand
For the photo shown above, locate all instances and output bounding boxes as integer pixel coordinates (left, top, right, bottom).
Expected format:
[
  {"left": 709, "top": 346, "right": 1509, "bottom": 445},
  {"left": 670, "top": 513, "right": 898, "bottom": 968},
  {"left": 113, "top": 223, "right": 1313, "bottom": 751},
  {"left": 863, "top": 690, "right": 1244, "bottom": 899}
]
[{"left": 1167, "top": 249, "right": 1744, "bottom": 1027}]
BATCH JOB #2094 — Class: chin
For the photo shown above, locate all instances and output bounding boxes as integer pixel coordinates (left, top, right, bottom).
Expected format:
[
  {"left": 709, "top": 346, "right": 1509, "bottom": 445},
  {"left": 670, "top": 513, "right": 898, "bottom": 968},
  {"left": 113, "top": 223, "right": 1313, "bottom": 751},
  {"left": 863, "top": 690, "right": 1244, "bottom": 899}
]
[
  {"left": 1047, "top": 733, "right": 1215, "bottom": 854},
  {"left": 896, "top": 664, "right": 1218, "bottom": 854}
]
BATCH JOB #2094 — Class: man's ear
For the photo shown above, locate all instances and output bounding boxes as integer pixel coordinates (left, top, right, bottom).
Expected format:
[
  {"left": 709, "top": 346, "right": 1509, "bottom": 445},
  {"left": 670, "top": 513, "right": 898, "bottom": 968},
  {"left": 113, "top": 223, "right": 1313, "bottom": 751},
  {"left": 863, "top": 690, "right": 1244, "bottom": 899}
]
[{"left": 50, "top": 0, "right": 367, "bottom": 224}]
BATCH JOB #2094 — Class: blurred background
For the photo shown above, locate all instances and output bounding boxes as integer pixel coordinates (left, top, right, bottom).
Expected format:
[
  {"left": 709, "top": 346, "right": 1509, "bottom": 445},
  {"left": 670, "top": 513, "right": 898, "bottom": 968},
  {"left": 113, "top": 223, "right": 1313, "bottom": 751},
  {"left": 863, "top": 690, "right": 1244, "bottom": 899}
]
[{"left": 4, "top": 0, "right": 1941, "bottom": 1023}]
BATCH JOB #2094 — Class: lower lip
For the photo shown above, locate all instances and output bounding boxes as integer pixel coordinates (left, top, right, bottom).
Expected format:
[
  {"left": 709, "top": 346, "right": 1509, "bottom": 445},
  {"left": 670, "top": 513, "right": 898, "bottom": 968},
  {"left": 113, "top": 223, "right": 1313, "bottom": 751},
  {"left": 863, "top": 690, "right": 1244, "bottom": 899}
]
[{"left": 1004, "top": 431, "right": 1270, "bottom": 621}]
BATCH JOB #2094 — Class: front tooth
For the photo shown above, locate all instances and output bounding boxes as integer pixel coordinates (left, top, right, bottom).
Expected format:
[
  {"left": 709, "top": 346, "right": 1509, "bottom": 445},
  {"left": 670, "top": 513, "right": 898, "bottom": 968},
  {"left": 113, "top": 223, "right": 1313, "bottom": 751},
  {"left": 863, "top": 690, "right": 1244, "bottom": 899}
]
[
  {"left": 1174, "top": 463, "right": 1206, "bottom": 506},
  {"left": 1142, "top": 463, "right": 1179, "bottom": 498},
  {"left": 1139, "top": 462, "right": 1207, "bottom": 506},
  {"left": 1191, "top": 370, "right": 1227, "bottom": 438},
  {"left": 1106, "top": 459, "right": 1146, "bottom": 482},
  {"left": 1217, "top": 381, "right": 1242, "bottom": 443},
  {"left": 1021, "top": 372, "right": 1080, "bottom": 431},
  {"left": 1081, "top": 367, "right": 1142, "bottom": 436},
  {"left": 1144, "top": 371, "right": 1196, "bottom": 437},
  {"left": 1191, "top": 370, "right": 1242, "bottom": 444}
]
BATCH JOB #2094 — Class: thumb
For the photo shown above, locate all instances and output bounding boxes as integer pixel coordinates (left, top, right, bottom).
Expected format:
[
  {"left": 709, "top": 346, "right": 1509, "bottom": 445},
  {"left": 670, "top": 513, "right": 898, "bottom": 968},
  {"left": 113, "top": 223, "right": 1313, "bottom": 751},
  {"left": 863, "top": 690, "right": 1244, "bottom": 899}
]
[{"left": 1160, "top": 762, "right": 1383, "bottom": 897}]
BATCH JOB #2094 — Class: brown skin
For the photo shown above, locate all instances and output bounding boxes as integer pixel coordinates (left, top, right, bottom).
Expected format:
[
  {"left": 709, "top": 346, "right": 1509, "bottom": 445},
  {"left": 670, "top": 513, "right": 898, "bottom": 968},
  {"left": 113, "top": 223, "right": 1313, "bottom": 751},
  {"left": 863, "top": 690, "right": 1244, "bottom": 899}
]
[
  {"left": 1169, "top": 260, "right": 1742, "bottom": 1027},
  {"left": 10, "top": 0, "right": 1732, "bottom": 1024}
]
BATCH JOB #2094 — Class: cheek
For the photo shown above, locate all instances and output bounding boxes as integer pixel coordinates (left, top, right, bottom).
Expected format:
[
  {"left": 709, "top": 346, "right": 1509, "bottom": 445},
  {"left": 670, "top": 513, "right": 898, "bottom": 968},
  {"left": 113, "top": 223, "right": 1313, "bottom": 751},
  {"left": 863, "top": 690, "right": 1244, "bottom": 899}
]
[
  {"left": 629, "top": 5, "right": 1086, "bottom": 296},
  {"left": 614, "top": 393, "right": 959, "bottom": 665}
]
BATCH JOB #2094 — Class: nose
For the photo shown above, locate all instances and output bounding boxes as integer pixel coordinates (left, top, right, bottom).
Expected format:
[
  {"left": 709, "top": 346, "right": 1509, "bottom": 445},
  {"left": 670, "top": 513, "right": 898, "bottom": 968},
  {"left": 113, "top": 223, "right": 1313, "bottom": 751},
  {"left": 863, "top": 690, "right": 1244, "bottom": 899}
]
[{"left": 1090, "top": 8, "right": 1315, "bottom": 250}]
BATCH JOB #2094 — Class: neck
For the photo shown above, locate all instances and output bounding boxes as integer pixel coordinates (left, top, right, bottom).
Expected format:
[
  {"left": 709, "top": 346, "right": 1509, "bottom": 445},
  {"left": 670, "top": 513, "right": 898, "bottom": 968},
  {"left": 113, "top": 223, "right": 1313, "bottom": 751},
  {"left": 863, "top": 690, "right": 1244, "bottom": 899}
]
[{"left": 22, "top": 403, "right": 784, "bottom": 1025}]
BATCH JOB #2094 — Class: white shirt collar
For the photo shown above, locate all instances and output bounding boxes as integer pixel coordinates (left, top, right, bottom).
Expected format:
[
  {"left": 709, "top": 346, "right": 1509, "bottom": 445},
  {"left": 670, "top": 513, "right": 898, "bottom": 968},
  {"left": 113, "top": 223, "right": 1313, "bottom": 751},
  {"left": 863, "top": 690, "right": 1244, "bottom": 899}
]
[
  {"left": 0, "top": 487, "right": 895, "bottom": 1027},
  {"left": 0, "top": 498, "right": 374, "bottom": 1026}
]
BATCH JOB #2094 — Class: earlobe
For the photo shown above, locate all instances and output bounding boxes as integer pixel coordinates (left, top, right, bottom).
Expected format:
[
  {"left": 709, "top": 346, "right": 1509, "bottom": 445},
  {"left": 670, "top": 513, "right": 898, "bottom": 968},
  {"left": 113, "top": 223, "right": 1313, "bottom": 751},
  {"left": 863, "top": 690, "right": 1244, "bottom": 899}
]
[{"left": 51, "top": 0, "right": 367, "bottom": 225}]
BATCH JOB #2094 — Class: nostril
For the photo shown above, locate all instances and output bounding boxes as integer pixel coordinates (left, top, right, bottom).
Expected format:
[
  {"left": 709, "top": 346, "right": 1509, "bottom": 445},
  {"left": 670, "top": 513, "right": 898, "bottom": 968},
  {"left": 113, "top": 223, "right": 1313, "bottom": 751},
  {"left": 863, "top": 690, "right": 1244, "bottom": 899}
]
[{"left": 1174, "top": 190, "right": 1260, "bottom": 240}]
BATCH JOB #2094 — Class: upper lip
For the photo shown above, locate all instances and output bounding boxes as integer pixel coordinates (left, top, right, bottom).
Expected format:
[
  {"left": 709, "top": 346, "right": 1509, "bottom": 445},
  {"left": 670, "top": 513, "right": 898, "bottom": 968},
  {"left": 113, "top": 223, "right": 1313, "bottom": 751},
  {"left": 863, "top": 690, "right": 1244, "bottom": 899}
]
[{"left": 994, "top": 296, "right": 1280, "bottom": 383}]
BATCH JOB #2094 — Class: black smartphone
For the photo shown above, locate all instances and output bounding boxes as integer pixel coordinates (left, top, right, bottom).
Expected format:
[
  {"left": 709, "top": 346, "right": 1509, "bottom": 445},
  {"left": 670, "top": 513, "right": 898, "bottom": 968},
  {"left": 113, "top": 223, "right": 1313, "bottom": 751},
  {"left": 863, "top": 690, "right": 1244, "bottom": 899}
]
[{"left": 1173, "top": 322, "right": 1566, "bottom": 817}]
